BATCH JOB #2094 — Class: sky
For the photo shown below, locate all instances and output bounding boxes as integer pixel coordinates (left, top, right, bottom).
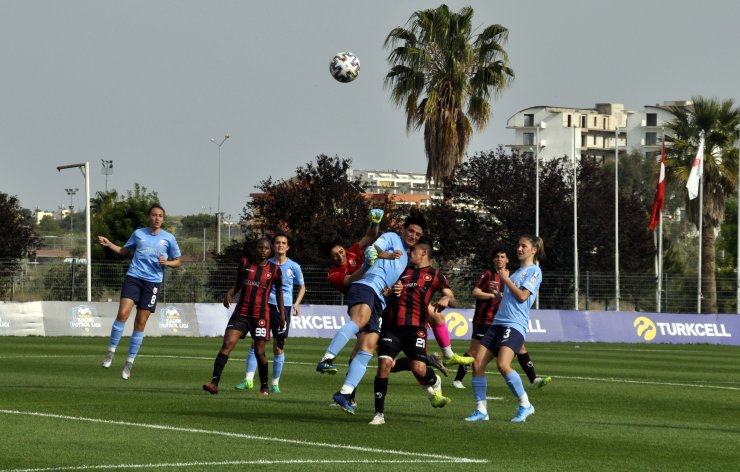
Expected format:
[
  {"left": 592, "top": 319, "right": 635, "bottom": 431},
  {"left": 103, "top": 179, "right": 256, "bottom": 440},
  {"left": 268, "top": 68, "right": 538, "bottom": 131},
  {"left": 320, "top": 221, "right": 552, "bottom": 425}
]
[{"left": 2, "top": 0, "right": 739, "bottom": 221}]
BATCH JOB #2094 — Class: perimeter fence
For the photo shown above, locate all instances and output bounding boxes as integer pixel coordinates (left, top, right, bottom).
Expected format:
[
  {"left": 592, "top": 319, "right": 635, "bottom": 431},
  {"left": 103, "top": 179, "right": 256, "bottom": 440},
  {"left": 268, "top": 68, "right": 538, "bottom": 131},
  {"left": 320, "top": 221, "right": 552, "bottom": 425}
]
[{"left": 1, "top": 259, "right": 738, "bottom": 314}]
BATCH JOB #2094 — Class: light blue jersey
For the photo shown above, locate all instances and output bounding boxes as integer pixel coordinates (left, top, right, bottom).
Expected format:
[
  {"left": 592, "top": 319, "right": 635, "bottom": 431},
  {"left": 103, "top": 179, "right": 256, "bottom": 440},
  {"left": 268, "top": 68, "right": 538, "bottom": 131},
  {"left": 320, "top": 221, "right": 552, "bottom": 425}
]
[
  {"left": 355, "top": 231, "right": 409, "bottom": 310},
  {"left": 493, "top": 264, "right": 542, "bottom": 337},
  {"left": 268, "top": 257, "right": 304, "bottom": 307},
  {"left": 123, "top": 228, "right": 181, "bottom": 283}
]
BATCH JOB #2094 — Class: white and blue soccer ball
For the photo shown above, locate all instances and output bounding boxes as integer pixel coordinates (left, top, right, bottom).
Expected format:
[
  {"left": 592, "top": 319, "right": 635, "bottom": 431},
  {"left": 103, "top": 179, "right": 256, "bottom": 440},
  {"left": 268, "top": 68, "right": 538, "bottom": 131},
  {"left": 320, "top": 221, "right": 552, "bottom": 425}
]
[{"left": 330, "top": 52, "right": 360, "bottom": 83}]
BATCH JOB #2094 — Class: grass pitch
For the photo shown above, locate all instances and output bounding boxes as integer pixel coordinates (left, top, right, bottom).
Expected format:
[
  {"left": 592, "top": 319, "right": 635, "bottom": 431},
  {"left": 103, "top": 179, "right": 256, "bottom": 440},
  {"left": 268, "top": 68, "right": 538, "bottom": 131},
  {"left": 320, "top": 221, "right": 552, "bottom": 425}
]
[{"left": 0, "top": 337, "right": 738, "bottom": 471}]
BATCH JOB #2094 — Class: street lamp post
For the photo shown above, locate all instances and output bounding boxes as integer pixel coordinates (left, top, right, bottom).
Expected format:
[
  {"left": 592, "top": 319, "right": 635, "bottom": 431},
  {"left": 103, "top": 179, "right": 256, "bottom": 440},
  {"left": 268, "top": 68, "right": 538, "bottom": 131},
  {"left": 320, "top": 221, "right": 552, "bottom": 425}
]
[
  {"left": 209, "top": 134, "right": 230, "bottom": 253},
  {"left": 101, "top": 159, "right": 113, "bottom": 191}
]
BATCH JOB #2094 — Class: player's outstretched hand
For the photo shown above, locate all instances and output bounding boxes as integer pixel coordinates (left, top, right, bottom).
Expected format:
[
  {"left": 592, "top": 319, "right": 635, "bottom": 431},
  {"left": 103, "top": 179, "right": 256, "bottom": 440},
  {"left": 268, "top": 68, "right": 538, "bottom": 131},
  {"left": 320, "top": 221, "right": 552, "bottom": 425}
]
[
  {"left": 363, "top": 245, "right": 378, "bottom": 270},
  {"left": 368, "top": 209, "right": 384, "bottom": 225}
]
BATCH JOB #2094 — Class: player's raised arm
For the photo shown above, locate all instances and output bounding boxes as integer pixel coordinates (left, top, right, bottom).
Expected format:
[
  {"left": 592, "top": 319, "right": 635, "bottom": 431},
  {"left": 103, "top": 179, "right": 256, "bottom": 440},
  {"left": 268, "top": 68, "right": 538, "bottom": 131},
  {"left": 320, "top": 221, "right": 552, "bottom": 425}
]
[{"left": 358, "top": 208, "right": 384, "bottom": 250}]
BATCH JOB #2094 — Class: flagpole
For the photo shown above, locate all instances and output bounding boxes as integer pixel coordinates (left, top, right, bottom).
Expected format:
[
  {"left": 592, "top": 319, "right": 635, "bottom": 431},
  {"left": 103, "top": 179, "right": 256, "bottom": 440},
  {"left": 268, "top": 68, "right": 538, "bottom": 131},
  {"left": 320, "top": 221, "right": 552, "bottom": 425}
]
[
  {"left": 573, "top": 125, "right": 579, "bottom": 310},
  {"left": 737, "top": 140, "right": 740, "bottom": 314},
  {"left": 657, "top": 128, "right": 665, "bottom": 313},
  {"left": 698, "top": 172, "right": 703, "bottom": 313}
]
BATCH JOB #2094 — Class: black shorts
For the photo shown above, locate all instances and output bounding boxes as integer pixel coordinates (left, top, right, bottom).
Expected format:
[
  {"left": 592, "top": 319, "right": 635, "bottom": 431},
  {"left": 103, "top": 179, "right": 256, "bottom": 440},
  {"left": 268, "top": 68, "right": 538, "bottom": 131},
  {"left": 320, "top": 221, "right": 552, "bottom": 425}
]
[
  {"left": 378, "top": 327, "right": 428, "bottom": 363},
  {"left": 480, "top": 324, "right": 525, "bottom": 357},
  {"left": 269, "top": 304, "right": 291, "bottom": 338},
  {"left": 120, "top": 275, "right": 161, "bottom": 313},
  {"left": 225, "top": 313, "right": 270, "bottom": 341},
  {"left": 472, "top": 323, "right": 492, "bottom": 341}
]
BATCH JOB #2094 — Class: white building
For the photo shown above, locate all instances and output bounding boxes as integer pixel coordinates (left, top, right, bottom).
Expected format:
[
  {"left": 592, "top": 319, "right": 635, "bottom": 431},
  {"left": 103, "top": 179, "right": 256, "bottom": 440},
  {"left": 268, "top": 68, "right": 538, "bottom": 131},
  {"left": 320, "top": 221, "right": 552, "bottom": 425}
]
[
  {"left": 349, "top": 169, "right": 442, "bottom": 204},
  {"left": 506, "top": 101, "right": 689, "bottom": 162}
]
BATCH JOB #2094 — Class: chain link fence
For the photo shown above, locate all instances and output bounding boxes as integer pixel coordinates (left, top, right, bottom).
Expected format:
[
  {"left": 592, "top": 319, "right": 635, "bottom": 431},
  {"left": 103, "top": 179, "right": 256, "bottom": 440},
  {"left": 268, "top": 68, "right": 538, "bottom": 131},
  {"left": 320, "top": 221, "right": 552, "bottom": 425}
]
[{"left": 1, "top": 259, "right": 738, "bottom": 314}]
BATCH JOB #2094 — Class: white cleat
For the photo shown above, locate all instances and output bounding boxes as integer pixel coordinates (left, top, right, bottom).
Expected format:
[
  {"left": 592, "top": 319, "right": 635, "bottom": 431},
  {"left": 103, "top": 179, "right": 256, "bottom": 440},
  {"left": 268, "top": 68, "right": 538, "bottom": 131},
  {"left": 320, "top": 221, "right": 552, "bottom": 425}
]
[
  {"left": 121, "top": 361, "right": 133, "bottom": 380},
  {"left": 452, "top": 380, "right": 466, "bottom": 389},
  {"left": 101, "top": 351, "right": 115, "bottom": 368},
  {"left": 369, "top": 413, "right": 385, "bottom": 425}
]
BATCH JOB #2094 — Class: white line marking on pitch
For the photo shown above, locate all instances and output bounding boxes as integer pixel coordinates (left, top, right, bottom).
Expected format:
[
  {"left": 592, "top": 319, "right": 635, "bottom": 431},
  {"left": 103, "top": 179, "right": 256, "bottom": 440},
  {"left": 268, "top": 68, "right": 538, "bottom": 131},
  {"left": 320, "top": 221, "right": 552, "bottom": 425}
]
[
  {"left": 0, "top": 409, "right": 487, "bottom": 466},
  {"left": 0, "top": 459, "right": 470, "bottom": 472}
]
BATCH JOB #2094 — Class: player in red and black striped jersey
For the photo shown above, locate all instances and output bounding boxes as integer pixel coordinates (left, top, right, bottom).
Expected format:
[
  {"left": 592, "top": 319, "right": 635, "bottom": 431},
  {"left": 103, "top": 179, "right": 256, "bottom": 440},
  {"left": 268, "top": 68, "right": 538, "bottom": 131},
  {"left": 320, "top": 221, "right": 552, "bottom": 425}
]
[
  {"left": 452, "top": 247, "right": 550, "bottom": 390},
  {"left": 370, "top": 237, "right": 456, "bottom": 425},
  {"left": 202, "top": 238, "right": 285, "bottom": 396}
]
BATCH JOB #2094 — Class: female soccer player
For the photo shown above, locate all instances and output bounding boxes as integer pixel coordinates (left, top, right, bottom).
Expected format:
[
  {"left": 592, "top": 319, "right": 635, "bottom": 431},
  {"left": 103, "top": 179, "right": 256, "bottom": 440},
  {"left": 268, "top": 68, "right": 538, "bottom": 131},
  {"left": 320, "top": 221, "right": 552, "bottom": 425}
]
[
  {"left": 465, "top": 235, "right": 544, "bottom": 423},
  {"left": 98, "top": 203, "right": 181, "bottom": 380},
  {"left": 202, "top": 238, "right": 285, "bottom": 396}
]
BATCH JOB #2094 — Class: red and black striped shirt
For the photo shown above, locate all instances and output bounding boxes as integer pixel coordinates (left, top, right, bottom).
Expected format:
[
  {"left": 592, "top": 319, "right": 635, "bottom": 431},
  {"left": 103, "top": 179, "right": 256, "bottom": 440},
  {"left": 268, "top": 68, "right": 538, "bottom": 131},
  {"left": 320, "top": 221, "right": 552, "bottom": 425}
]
[
  {"left": 386, "top": 266, "right": 450, "bottom": 329},
  {"left": 473, "top": 269, "right": 501, "bottom": 326},
  {"left": 233, "top": 258, "right": 282, "bottom": 321}
]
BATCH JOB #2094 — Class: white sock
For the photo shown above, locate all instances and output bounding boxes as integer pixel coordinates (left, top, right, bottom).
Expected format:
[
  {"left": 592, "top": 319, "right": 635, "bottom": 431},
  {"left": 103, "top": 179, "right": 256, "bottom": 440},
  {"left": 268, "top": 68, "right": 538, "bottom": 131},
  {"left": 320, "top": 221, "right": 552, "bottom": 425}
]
[
  {"left": 519, "top": 393, "right": 531, "bottom": 407},
  {"left": 441, "top": 346, "right": 454, "bottom": 358},
  {"left": 246, "top": 372, "right": 255, "bottom": 381},
  {"left": 476, "top": 400, "right": 488, "bottom": 415},
  {"left": 272, "top": 378, "right": 280, "bottom": 386},
  {"left": 340, "top": 384, "right": 353, "bottom": 395}
]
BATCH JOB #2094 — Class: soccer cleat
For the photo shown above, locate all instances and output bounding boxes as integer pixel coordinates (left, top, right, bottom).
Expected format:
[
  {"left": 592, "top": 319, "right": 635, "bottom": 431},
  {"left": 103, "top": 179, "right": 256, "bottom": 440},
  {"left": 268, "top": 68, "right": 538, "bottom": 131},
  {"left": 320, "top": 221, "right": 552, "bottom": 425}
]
[
  {"left": 259, "top": 386, "right": 269, "bottom": 396},
  {"left": 270, "top": 384, "right": 281, "bottom": 394},
  {"left": 452, "top": 380, "right": 466, "bottom": 389},
  {"left": 202, "top": 383, "right": 219, "bottom": 395},
  {"left": 430, "top": 392, "right": 451, "bottom": 408},
  {"left": 428, "top": 352, "right": 449, "bottom": 377},
  {"left": 332, "top": 392, "right": 355, "bottom": 415},
  {"left": 121, "top": 361, "right": 133, "bottom": 380},
  {"left": 101, "top": 351, "right": 115, "bottom": 368},
  {"left": 235, "top": 378, "right": 254, "bottom": 390},
  {"left": 511, "top": 404, "right": 535, "bottom": 423},
  {"left": 532, "top": 376, "right": 552, "bottom": 389},
  {"left": 464, "top": 410, "right": 490, "bottom": 422},
  {"left": 445, "top": 353, "right": 474, "bottom": 366},
  {"left": 316, "top": 359, "right": 338, "bottom": 375},
  {"left": 369, "top": 413, "right": 385, "bottom": 425}
]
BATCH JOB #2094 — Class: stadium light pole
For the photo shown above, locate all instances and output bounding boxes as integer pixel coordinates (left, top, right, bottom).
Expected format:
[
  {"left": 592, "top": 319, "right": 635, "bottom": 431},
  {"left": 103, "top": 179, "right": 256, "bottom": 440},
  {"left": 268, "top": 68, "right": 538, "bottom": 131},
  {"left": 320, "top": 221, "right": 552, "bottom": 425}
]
[
  {"left": 101, "top": 159, "right": 113, "bottom": 192},
  {"left": 615, "top": 125, "right": 620, "bottom": 311},
  {"left": 58, "top": 162, "right": 91, "bottom": 302},
  {"left": 210, "top": 134, "right": 230, "bottom": 254},
  {"left": 64, "top": 188, "right": 78, "bottom": 235}
]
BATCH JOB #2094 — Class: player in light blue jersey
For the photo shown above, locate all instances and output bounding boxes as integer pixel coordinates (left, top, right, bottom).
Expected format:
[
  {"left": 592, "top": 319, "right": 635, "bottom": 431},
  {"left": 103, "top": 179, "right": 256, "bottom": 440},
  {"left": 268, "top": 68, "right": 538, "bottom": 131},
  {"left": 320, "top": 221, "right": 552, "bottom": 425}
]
[
  {"left": 465, "top": 234, "right": 544, "bottom": 423},
  {"left": 237, "top": 232, "right": 305, "bottom": 393},
  {"left": 98, "top": 204, "right": 181, "bottom": 380},
  {"left": 317, "top": 211, "right": 426, "bottom": 415}
]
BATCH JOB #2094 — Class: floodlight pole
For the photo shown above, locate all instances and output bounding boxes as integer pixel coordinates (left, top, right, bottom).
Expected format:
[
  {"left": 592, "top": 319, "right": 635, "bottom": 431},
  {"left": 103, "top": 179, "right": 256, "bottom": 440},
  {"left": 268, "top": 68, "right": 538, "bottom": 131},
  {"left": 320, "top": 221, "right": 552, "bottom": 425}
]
[
  {"left": 210, "top": 135, "right": 230, "bottom": 254},
  {"left": 57, "top": 162, "right": 92, "bottom": 302}
]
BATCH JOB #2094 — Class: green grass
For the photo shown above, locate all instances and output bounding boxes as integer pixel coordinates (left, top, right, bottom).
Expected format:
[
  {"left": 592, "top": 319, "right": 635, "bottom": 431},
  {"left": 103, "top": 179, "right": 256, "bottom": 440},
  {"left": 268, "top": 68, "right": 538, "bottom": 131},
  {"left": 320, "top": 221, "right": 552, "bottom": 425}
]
[{"left": 0, "top": 337, "right": 738, "bottom": 471}]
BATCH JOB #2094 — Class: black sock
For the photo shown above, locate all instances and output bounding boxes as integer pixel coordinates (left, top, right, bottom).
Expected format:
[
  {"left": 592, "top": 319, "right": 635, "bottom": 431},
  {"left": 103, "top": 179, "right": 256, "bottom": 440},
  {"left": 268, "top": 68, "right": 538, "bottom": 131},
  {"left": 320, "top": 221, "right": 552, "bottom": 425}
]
[
  {"left": 414, "top": 366, "right": 437, "bottom": 385},
  {"left": 392, "top": 357, "right": 410, "bottom": 373},
  {"left": 517, "top": 352, "right": 537, "bottom": 384},
  {"left": 454, "top": 352, "right": 472, "bottom": 382},
  {"left": 374, "top": 376, "right": 388, "bottom": 414},
  {"left": 258, "top": 360, "right": 268, "bottom": 389},
  {"left": 211, "top": 352, "right": 229, "bottom": 384}
]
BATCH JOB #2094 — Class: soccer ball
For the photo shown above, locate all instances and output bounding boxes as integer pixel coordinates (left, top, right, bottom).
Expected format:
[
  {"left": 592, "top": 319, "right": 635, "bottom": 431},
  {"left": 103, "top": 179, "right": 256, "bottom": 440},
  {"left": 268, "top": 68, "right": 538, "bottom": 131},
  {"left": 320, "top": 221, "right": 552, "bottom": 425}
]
[{"left": 330, "top": 52, "right": 360, "bottom": 83}]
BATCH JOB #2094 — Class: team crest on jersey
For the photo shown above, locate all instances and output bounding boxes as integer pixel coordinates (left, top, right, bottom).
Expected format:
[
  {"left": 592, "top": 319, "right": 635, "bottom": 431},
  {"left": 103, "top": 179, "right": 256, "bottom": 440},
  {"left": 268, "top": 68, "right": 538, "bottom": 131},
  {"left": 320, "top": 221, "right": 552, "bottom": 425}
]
[
  {"left": 258, "top": 319, "right": 266, "bottom": 327},
  {"left": 265, "top": 272, "right": 272, "bottom": 279},
  {"left": 159, "top": 239, "right": 166, "bottom": 246},
  {"left": 528, "top": 272, "right": 540, "bottom": 286},
  {"left": 349, "top": 259, "right": 357, "bottom": 267},
  {"left": 417, "top": 330, "right": 426, "bottom": 338},
  {"left": 424, "top": 274, "right": 432, "bottom": 281},
  {"left": 286, "top": 269, "right": 293, "bottom": 277}
]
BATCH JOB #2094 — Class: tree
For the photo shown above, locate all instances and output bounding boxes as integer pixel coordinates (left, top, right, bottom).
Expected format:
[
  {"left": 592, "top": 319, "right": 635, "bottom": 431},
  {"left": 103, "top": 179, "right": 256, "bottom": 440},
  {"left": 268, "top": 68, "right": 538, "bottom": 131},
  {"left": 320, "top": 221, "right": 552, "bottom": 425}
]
[
  {"left": 180, "top": 213, "right": 218, "bottom": 237},
  {"left": 0, "top": 193, "right": 40, "bottom": 299},
  {"left": 384, "top": 4, "right": 514, "bottom": 188},
  {"left": 244, "top": 155, "right": 375, "bottom": 265},
  {"left": 666, "top": 96, "right": 740, "bottom": 313}
]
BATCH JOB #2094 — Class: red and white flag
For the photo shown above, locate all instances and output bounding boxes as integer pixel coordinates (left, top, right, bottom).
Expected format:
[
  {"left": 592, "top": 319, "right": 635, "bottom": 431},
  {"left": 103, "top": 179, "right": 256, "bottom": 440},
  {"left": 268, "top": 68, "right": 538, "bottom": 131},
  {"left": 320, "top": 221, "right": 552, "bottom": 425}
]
[
  {"left": 649, "top": 141, "right": 666, "bottom": 231},
  {"left": 686, "top": 134, "right": 706, "bottom": 200}
]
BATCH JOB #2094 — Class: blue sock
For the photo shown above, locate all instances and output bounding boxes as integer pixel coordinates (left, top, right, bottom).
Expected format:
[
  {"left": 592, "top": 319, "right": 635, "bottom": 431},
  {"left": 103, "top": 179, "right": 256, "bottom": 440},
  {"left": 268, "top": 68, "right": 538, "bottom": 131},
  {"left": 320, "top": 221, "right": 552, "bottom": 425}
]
[
  {"left": 246, "top": 347, "right": 257, "bottom": 376},
  {"left": 472, "top": 375, "right": 488, "bottom": 402},
  {"left": 343, "top": 350, "right": 372, "bottom": 389},
  {"left": 504, "top": 371, "right": 526, "bottom": 398},
  {"left": 326, "top": 321, "right": 360, "bottom": 357},
  {"left": 273, "top": 353, "right": 285, "bottom": 380},
  {"left": 108, "top": 320, "right": 125, "bottom": 350},
  {"left": 127, "top": 330, "right": 145, "bottom": 361}
]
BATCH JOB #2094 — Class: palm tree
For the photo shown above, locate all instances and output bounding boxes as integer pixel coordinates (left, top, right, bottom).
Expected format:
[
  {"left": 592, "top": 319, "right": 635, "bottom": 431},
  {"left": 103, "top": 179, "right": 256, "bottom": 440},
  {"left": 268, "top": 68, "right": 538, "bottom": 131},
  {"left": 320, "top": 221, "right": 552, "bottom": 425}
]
[
  {"left": 667, "top": 96, "right": 740, "bottom": 313},
  {"left": 384, "top": 4, "right": 514, "bottom": 189}
]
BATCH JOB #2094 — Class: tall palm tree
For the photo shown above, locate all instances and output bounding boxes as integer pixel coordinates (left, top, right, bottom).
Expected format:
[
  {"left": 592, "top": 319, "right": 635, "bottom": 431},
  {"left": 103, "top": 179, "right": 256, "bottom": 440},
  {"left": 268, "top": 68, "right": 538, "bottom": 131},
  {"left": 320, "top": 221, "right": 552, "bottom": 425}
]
[
  {"left": 384, "top": 4, "right": 514, "bottom": 188},
  {"left": 667, "top": 96, "right": 740, "bottom": 313}
]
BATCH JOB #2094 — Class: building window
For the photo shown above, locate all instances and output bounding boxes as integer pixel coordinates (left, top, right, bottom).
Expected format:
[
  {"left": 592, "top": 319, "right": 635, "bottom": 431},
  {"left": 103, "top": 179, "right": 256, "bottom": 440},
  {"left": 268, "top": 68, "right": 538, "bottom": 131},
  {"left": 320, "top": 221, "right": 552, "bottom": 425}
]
[
  {"left": 593, "top": 116, "right": 598, "bottom": 127},
  {"left": 567, "top": 114, "right": 572, "bottom": 127},
  {"left": 523, "top": 133, "right": 534, "bottom": 145},
  {"left": 378, "top": 181, "right": 394, "bottom": 187},
  {"left": 524, "top": 114, "right": 534, "bottom": 126},
  {"left": 603, "top": 117, "right": 607, "bottom": 129},
  {"left": 645, "top": 132, "right": 657, "bottom": 145},
  {"left": 646, "top": 113, "right": 658, "bottom": 126},
  {"left": 581, "top": 116, "right": 587, "bottom": 128}
]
